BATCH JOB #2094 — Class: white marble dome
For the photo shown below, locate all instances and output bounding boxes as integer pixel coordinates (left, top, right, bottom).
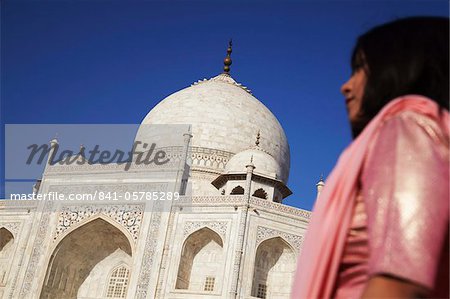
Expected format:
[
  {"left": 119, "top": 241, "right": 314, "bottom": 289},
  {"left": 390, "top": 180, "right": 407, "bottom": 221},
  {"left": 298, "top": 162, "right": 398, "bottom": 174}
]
[
  {"left": 225, "top": 147, "right": 282, "bottom": 181},
  {"left": 141, "top": 73, "right": 290, "bottom": 182}
]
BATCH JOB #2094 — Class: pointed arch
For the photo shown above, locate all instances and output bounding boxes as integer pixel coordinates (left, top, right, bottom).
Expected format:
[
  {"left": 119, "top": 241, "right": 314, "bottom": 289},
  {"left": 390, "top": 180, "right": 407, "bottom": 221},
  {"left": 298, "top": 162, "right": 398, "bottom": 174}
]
[
  {"left": 52, "top": 214, "right": 135, "bottom": 254},
  {"left": 231, "top": 185, "right": 244, "bottom": 195},
  {"left": 181, "top": 225, "right": 224, "bottom": 246},
  {"left": 0, "top": 227, "right": 14, "bottom": 252},
  {"left": 251, "top": 237, "right": 296, "bottom": 299},
  {"left": 257, "top": 236, "right": 296, "bottom": 253},
  {"left": 253, "top": 188, "right": 268, "bottom": 199},
  {"left": 176, "top": 227, "right": 224, "bottom": 292},
  {"left": 40, "top": 218, "right": 132, "bottom": 299},
  {"left": 0, "top": 227, "right": 15, "bottom": 286}
]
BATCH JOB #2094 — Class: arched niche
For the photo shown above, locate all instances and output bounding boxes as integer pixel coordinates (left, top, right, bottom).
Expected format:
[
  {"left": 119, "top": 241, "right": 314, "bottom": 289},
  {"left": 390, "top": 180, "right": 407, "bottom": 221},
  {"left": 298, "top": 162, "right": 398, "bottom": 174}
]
[
  {"left": 251, "top": 237, "right": 296, "bottom": 299},
  {"left": 231, "top": 185, "right": 244, "bottom": 195},
  {"left": 40, "top": 218, "right": 132, "bottom": 299},
  {"left": 253, "top": 188, "right": 268, "bottom": 199},
  {"left": 0, "top": 227, "right": 15, "bottom": 286},
  {"left": 104, "top": 263, "right": 131, "bottom": 298},
  {"left": 175, "top": 227, "right": 224, "bottom": 292},
  {"left": 0, "top": 227, "right": 14, "bottom": 252}
]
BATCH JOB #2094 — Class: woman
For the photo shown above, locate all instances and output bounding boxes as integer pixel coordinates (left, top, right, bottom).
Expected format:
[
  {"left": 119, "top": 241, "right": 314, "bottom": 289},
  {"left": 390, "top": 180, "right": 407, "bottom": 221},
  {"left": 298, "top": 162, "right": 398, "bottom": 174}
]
[{"left": 292, "top": 17, "right": 449, "bottom": 298}]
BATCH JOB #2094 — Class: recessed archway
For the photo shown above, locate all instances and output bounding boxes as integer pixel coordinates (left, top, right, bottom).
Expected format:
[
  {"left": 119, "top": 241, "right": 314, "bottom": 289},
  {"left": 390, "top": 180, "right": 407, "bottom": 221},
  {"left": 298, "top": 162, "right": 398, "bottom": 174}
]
[
  {"left": 251, "top": 237, "right": 296, "bottom": 299},
  {"left": 40, "top": 218, "right": 132, "bottom": 299},
  {"left": 175, "top": 227, "right": 224, "bottom": 292}
]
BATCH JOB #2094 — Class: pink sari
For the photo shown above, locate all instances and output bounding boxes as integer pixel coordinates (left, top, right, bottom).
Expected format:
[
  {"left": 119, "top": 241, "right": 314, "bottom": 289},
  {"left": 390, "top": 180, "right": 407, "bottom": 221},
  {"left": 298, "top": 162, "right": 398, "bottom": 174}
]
[{"left": 291, "top": 95, "right": 449, "bottom": 299}]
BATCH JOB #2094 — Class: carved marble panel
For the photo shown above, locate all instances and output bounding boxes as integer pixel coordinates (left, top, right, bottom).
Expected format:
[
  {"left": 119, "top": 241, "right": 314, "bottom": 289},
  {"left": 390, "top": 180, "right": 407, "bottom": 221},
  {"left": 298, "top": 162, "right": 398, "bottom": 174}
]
[
  {"left": 183, "top": 221, "right": 228, "bottom": 241},
  {"left": 0, "top": 222, "right": 21, "bottom": 237},
  {"left": 256, "top": 226, "right": 303, "bottom": 252},
  {"left": 54, "top": 204, "right": 144, "bottom": 242}
]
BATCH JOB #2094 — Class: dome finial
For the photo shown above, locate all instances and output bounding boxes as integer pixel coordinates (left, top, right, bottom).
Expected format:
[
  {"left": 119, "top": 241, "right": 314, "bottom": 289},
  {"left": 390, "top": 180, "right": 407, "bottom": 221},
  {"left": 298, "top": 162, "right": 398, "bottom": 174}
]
[
  {"left": 223, "top": 39, "right": 232, "bottom": 74},
  {"left": 255, "top": 130, "right": 260, "bottom": 146}
]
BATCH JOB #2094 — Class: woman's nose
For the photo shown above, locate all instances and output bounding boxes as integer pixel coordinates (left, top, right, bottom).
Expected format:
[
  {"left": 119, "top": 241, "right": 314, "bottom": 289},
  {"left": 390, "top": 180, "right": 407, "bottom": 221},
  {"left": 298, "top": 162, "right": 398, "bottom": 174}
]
[{"left": 340, "top": 78, "right": 352, "bottom": 96}]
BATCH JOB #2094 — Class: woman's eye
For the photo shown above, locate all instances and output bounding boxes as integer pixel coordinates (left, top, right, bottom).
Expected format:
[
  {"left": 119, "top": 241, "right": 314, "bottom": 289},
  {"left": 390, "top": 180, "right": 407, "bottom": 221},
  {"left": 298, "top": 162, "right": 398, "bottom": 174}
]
[{"left": 352, "top": 65, "right": 366, "bottom": 75}]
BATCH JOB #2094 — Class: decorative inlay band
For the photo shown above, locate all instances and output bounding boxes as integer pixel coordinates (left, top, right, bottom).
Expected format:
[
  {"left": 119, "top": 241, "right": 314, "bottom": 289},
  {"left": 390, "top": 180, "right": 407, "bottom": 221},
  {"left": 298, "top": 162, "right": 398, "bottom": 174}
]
[
  {"left": 189, "top": 146, "right": 233, "bottom": 171},
  {"left": 250, "top": 197, "right": 311, "bottom": 219}
]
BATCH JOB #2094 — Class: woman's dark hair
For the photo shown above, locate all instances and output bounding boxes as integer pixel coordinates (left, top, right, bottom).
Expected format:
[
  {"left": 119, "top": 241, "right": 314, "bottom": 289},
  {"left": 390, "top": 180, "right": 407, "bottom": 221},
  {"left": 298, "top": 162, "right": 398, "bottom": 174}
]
[{"left": 351, "top": 16, "right": 449, "bottom": 137}]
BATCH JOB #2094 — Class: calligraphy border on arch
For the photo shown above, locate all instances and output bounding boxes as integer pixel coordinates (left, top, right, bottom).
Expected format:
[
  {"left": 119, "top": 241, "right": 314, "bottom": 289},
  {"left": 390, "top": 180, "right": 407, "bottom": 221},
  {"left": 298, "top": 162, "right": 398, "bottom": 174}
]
[
  {"left": 135, "top": 201, "right": 164, "bottom": 299},
  {"left": 19, "top": 200, "right": 54, "bottom": 298}
]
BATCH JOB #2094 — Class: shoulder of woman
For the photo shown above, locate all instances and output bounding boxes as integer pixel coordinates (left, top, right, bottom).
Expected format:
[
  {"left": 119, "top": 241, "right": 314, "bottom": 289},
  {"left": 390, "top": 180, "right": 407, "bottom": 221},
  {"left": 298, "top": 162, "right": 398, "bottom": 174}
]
[
  {"left": 378, "top": 109, "right": 449, "bottom": 150},
  {"left": 363, "top": 109, "right": 449, "bottom": 179}
]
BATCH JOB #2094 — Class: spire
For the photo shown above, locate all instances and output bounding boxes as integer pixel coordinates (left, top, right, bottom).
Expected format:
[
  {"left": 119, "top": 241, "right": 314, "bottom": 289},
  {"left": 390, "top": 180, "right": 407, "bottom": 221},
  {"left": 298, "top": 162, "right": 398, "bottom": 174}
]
[
  {"left": 316, "top": 174, "right": 325, "bottom": 199},
  {"left": 246, "top": 154, "right": 255, "bottom": 172},
  {"left": 223, "top": 39, "right": 232, "bottom": 74}
]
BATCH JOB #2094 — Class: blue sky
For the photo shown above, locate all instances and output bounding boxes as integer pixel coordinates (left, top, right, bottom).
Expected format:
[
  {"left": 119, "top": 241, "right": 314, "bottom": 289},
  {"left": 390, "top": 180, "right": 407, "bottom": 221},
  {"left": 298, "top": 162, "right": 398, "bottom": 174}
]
[{"left": 1, "top": 0, "right": 448, "bottom": 210}]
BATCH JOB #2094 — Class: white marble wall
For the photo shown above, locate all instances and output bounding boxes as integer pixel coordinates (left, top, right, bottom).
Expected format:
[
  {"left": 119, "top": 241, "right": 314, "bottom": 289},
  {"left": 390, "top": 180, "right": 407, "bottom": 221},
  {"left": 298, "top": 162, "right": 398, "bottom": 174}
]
[{"left": 0, "top": 155, "right": 309, "bottom": 299}]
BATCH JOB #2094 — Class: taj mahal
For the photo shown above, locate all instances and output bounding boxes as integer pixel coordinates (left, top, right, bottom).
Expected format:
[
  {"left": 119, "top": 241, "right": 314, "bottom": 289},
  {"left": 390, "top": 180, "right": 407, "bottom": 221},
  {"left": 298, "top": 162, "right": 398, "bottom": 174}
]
[{"left": 0, "top": 43, "right": 317, "bottom": 299}]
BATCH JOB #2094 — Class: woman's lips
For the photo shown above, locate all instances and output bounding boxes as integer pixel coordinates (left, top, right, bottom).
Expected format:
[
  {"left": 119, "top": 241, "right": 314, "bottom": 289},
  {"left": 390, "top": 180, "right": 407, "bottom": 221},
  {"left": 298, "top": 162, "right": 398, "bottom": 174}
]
[{"left": 345, "top": 97, "right": 354, "bottom": 104}]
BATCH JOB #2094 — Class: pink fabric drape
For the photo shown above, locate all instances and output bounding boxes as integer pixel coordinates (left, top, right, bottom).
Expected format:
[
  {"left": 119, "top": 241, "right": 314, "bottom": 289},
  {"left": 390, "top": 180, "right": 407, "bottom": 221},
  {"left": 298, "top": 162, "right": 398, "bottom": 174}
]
[{"left": 291, "top": 95, "right": 449, "bottom": 299}]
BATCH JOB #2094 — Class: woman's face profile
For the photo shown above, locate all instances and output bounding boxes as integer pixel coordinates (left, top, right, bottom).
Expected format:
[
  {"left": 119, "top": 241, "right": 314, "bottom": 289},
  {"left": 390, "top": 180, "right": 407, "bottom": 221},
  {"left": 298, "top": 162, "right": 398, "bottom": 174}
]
[{"left": 341, "top": 68, "right": 367, "bottom": 124}]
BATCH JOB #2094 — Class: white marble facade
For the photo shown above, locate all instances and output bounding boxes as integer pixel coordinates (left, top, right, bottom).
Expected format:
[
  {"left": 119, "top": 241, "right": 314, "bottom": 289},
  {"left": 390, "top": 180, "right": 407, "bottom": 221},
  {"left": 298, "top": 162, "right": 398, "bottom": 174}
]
[{"left": 0, "top": 71, "right": 311, "bottom": 299}]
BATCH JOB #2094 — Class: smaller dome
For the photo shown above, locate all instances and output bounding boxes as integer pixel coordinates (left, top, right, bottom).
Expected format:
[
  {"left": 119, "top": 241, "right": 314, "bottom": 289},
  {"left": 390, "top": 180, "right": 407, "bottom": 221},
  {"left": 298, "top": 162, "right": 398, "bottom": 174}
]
[{"left": 225, "top": 148, "right": 282, "bottom": 181}]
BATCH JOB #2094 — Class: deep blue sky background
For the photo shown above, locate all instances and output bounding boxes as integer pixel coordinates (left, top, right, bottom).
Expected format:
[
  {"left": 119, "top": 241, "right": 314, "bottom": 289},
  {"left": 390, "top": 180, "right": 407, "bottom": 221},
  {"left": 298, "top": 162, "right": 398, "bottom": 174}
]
[{"left": 1, "top": 0, "right": 448, "bottom": 210}]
